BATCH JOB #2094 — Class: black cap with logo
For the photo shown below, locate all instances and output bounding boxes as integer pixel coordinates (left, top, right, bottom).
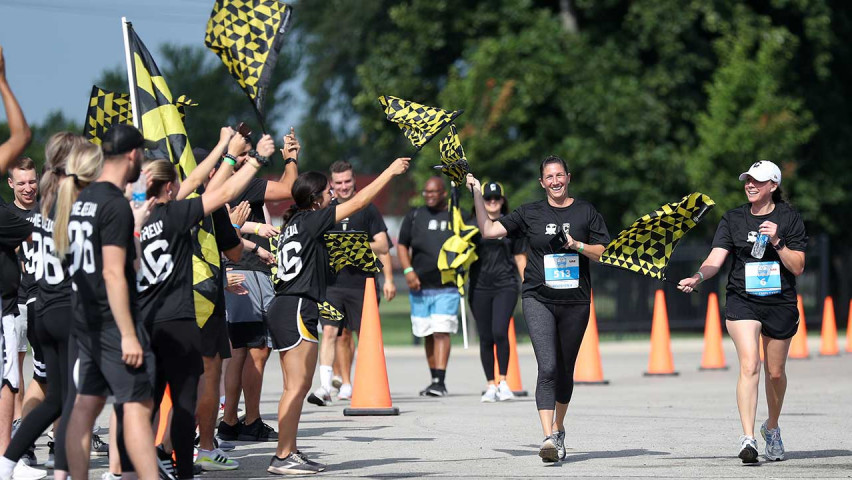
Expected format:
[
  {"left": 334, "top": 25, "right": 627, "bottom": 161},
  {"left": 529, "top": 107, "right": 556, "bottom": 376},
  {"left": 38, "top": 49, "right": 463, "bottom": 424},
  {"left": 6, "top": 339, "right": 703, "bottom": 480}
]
[
  {"left": 481, "top": 181, "right": 504, "bottom": 200},
  {"left": 101, "top": 124, "right": 158, "bottom": 156}
]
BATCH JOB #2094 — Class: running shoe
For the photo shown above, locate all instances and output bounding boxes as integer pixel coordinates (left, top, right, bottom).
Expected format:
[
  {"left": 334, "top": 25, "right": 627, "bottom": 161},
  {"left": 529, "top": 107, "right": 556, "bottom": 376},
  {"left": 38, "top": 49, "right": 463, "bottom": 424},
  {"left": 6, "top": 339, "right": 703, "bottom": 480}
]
[
  {"left": 554, "top": 430, "right": 566, "bottom": 460},
  {"left": 91, "top": 433, "right": 110, "bottom": 456},
  {"left": 331, "top": 375, "right": 343, "bottom": 389},
  {"left": 307, "top": 387, "right": 332, "bottom": 407},
  {"left": 11, "top": 460, "right": 46, "bottom": 480},
  {"left": 338, "top": 383, "right": 353, "bottom": 401},
  {"left": 216, "top": 419, "right": 243, "bottom": 441},
  {"left": 267, "top": 452, "right": 323, "bottom": 475},
  {"left": 418, "top": 383, "right": 433, "bottom": 396},
  {"left": 539, "top": 435, "right": 559, "bottom": 463},
  {"left": 760, "top": 421, "right": 785, "bottom": 461},
  {"left": 738, "top": 435, "right": 759, "bottom": 464},
  {"left": 481, "top": 384, "right": 498, "bottom": 403},
  {"left": 496, "top": 380, "right": 515, "bottom": 401},
  {"left": 21, "top": 446, "right": 37, "bottom": 467},
  {"left": 44, "top": 442, "right": 54, "bottom": 469},
  {"left": 238, "top": 418, "right": 277, "bottom": 442},
  {"left": 195, "top": 448, "right": 239, "bottom": 471},
  {"left": 296, "top": 450, "right": 326, "bottom": 471},
  {"left": 101, "top": 473, "right": 122, "bottom": 480},
  {"left": 425, "top": 383, "right": 447, "bottom": 397},
  {"left": 156, "top": 445, "right": 178, "bottom": 480}
]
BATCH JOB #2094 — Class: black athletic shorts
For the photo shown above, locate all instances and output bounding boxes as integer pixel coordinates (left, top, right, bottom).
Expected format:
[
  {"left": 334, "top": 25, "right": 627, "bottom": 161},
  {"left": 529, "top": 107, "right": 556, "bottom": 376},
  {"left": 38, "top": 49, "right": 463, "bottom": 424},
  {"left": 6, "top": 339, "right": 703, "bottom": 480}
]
[
  {"left": 226, "top": 322, "right": 268, "bottom": 349},
  {"left": 725, "top": 293, "right": 799, "bottom": 340},
  {"left": 76, "top": 323, "right": 155, "bottom": 404},
  {"left": 26, "top": 302, "right": 46, "bottom": 384},
  {"left": 266, "top": 295, "right": 318, "bottom": 351},
  {"left": 200, "top": 314, "right": 231, "bottom": 359}
]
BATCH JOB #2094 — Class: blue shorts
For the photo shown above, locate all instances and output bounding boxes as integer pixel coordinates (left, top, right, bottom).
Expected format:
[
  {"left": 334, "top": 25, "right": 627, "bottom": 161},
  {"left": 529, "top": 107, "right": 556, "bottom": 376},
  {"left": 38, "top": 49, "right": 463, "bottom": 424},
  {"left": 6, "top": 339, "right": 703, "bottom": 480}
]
[{"left": 410, "top": 288, "right": 460, "bottom": 337}]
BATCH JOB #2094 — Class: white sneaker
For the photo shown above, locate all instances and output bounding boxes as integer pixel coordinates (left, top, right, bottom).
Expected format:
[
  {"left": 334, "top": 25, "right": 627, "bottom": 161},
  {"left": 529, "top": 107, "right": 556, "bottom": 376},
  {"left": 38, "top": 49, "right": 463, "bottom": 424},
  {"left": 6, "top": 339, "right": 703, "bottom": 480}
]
[
  {"left": 195, "top": 448, "right": 240, "bottom": 471},
  {"left": 331, "top": 375, "right": 343, "bottom": 389},
  {"left": 481, "top": 384, "right": 498, "bottom": 403},
  {"left": 338, "top": 383, "right": 353, "bottom": 400},
  {"left": 101, "top": 473, "right": 122, "bottom": 480},
  {"left": 496, "top": 380, "right": 515, "bottom": 401},
  {"left": 760, "top": 421, "right": 785, "bottom": 461},
  {"left": 306, "top": 387, "right": 332, "bottom": 406},
  {"left": 12, "top": 460, "right": 46, "bottom": 480},
  {"left": 738, "top": 435, "right": 759, "bottom": 464}
]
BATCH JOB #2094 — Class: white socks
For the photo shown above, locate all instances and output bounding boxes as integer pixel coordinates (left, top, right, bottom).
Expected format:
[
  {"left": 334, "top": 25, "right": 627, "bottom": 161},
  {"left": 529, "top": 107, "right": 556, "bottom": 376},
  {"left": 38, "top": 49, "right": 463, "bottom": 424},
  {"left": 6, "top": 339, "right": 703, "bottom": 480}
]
[{"left": 319, "top": 365, "right": 333, "bottom": 391}]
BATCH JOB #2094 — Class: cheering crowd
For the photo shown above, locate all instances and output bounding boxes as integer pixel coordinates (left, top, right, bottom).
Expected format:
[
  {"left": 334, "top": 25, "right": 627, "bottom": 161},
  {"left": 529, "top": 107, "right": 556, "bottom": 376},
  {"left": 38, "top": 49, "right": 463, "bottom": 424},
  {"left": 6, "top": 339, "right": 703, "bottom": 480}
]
[{"left": 1, "top": 38, "right": 810, "bottom": 479}]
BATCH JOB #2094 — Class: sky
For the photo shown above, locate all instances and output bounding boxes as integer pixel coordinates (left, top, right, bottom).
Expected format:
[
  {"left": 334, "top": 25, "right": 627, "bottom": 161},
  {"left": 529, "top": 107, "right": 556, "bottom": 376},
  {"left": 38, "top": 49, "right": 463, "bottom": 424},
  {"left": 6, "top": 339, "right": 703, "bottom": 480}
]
[{"left": 0, "top": 0, "right": 302, "bottom": 130}]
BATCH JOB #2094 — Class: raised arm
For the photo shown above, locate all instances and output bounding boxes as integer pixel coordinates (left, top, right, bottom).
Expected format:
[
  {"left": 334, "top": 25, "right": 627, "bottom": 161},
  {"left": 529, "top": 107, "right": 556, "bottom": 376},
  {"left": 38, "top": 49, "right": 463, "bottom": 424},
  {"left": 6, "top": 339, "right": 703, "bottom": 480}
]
[
  {"left": 0, "top": 46, "right": 32, "bottom": 174},
  {"left": 201, "top": 135, "right": 274, "bottom": 215},
  {"left": 335, "top": 158, "right": 410, "bottom": 223},
  {"left": 466, "top": 174, "right": 508, "bottom": 239},
  {"left": 677, "top": 247, "right": 730, "bottom": 293},
  {"left": 263, "top": 127, "right": 300, "bottom": 201},
  {"left": 177, "top": 126, "right": 235, "bottom": 200}
]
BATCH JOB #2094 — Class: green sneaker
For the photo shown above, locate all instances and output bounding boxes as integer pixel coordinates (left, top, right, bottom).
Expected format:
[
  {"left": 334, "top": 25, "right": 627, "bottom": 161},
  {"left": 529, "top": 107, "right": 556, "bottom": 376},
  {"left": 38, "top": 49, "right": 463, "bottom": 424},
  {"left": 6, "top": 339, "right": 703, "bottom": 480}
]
[{"left": 195, "top": 448, "right": 239, "bottom": 471}]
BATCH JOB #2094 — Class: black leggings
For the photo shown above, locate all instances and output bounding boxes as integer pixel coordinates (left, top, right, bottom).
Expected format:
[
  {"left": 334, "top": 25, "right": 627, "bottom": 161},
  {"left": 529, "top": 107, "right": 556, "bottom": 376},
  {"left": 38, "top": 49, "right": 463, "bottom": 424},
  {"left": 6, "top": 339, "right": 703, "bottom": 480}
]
[
  {"left": 3, "top": 307, "right": 77, "bottom": 471},
  {"left": 469, "top": 288, "right": 517, "bottom": 382},
  {"left": 150, "top": 320, "right": 202, "bottom": 479},
  {"left": 522, "top": 297, "right": 589, "bottom": 410}
]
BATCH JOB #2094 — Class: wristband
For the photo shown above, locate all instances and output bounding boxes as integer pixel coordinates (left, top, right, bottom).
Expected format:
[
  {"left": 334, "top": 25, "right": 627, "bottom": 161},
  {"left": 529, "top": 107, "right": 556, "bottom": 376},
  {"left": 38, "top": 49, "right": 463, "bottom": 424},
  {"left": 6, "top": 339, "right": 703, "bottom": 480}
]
[
  {"left": 248, "top": 149, "right": 270, "bottom": 166},
  {"left": 284, "top": 157, "right": 297, "bottom": 167},
  {"left": 403, "top": 267, "right": 414, "bottom": 275},
  {"left": 254, "top": 224, "right": 261, "bottom": 235},
  {"left": 223, "top": 153, "right": 237, "bottom": 166},
  {"left": 695, "top": 271, "right": 704, "bottom": 282},
  {"left": 773, "top": 238, "right": 785, "bottom": 250},
  {"left": 231, "top": 223, "right": 241, "bottom": 229},
  {"left": 251, "top": 244, "right": 260, "bottom": 254},
  {"left": 133, "top": 231, "right": 141, "bottom": 238},
  {"left": 577, "top": 242, "right": 584, "bottom": 253}
]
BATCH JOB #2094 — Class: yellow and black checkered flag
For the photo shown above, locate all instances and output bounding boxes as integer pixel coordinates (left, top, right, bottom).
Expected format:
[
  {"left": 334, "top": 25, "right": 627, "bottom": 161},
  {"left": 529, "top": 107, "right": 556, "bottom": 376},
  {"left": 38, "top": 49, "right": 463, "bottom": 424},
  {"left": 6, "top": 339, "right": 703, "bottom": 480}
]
[
  {"left": 324, "top": 231, "right": 381, "bottom": 274},
  {"left": 318, "top": 301, "right": 343, "bottom": 323},
  {"left": 84, "top": 86, "right": 132, "bottom": 145},
  {"left": 126, "top": 22, "right": 219, "bottom": 328},
  {"left": 379, "top": 95, "right": 462, "bottom": 150},
  {"left": 438, "top": 187, "right": 479, "bottom": 295},
  {"left": 205, "top": 0, "right": 292, "bottom": 121},
  {"left": 436, "top": 124, "right": 470, "bottom": 185},
  {"left": 600, "top": 192, "right": 715, "bottom": 280}
]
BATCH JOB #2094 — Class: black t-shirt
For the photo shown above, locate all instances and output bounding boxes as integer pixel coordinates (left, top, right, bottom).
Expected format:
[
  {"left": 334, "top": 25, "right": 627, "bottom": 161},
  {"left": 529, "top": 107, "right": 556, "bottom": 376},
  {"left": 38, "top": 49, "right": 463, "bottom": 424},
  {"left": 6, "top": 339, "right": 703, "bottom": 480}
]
[
  {"left": 397, "top": 206, "right": 453, "bottom": 290},
  {"left": 711, "top": 202, "right": 807, "bottom": 305},
  {"left": 470, "top": 227, "right": 526, "bottom": 292},
  {"left": 273, "top": 206, "right": 337, "bottom": 302},
  {"left": 499, "top": 199, "right": 610, "bottom": 305},
  {"left": 0, "top": 201, "right": 33, "bottom": 301},
  {"left": 69, "top": 182, "right": 139, "bottom": 332},
  {"left": 11, "top": 202, "right": 39, "bottom": 303},
  {"left": 32, "top": 207, "right": 73, "bottom": 312},
  {"left": 328, "top": 199, "right": 388, "bottom": 289},
  {"left": 224, "top": 178, "right": 270, "bottom": 273},
  {"left": 137, "top": 198, "right": 205, "bottom": 325}
]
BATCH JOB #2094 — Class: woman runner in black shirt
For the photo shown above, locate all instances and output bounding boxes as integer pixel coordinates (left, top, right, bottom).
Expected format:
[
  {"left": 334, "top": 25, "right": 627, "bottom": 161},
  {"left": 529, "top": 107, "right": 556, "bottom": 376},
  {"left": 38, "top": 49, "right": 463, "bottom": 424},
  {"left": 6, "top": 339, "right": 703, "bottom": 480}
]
[
  {"left": 469, "top": 181, "right": 526, "bottom": 403},
  {"left": 265, "top": 157, "right": 409, "bottom": 476},
  {"left": 467, "top": 156, "right": 611, "bottom": 463},
  {"left": 678, "top": 161, "right": 806, "bottom": 464},
  {"left": 136, "top": 132, "right": 271, "bottom": 479}
]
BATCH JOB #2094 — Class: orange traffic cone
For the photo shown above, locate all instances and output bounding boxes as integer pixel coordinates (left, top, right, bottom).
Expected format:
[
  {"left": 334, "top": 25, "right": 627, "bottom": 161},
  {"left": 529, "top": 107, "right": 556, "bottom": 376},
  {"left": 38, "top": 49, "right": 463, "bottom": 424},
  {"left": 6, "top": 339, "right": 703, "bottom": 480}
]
[
  {"left": 344, "top": 278, "right": 399, "bottom": 416},
  {"left": 819, "top": 296, "right": 839, "bottom": 356},
  {"left": 644, "top": 289, "right": 678, "bottom": 376},
  {"left": 846, "top": 299, "right": 852, "bottom": 353},
  {"left": 574, "top": 293, "right": 609, "bottom": 384},
  {"left": 154, "top": 385, "right": 172, "bottom": 445},
  {"left": 699, "top": 292, "right": 727, "bottom": 370},
  {"left": 789, "top": 294, "right": 809, "bottom": 359},
  {"left": 492, "top": 318, "right": 528, "bottom": 395}
]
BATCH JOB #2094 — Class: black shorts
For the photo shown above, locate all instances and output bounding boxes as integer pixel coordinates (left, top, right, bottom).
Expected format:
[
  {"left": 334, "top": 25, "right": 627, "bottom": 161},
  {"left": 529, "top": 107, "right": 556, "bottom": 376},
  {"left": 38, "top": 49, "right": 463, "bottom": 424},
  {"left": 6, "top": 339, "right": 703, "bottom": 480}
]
[
  {"left": 200, "top": 314, "right": 231, "bottom": 359},
  {"left": 149, "top": 319, "right": 203, "bottom": 378},
  {"left": 226, "top": 322, "right": 268, "bottom": 349},
  {"left": 324, "top": 286, "right": 374, "bottom": 333},
  {"left": 76, "top": 323, "right": 155, "bottom": 404},
  {"left": 725, "top": 293, "right": 799, "bottom": 340},
  {"left": 26, "top": 302, "right": 46, "bottom": 384},
  {"left": 266, "top": 295, "right": 318, "bottom": 351}
]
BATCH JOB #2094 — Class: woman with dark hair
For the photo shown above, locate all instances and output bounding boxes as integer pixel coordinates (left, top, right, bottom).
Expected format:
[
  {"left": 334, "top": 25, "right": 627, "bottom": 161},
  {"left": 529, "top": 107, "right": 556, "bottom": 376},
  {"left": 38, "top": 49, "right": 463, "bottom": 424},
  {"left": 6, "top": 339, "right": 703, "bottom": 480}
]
[
  {"left": 469, "top": 181, "right": 526, "bottom": 403},
  {"left": 467, "top": 156, "right": 610, "bottom": 463},
  {"left": 266, "top": 157, "right": 409, "bottom": 475},
  {"left": 678, "top": 160, "right": 806, "bottom": 464}
]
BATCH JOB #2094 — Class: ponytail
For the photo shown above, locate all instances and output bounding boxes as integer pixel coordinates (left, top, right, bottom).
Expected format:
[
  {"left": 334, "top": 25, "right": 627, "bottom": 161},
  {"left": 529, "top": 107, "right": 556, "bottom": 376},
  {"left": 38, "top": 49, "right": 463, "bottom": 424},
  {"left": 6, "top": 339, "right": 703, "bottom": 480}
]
[
  {"left": 282, "top": 171, "right": 329, "bottom": 225},
  {"left": 40, "top": 132, "right": 86, "bottom": 217},
  {"left": 54, "top": 143, "right": 104, "bottom": 257}
]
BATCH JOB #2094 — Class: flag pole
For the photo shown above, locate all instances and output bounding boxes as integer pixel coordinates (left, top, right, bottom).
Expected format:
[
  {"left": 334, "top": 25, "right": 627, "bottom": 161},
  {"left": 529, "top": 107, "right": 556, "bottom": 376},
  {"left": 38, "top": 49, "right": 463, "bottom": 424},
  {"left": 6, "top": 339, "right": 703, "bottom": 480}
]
[
  {"left": 121, "top": 17, "right": 141, "bottom": 128},
  {"left": 460, "top": 295, "right": 468, "bottom": 349}
]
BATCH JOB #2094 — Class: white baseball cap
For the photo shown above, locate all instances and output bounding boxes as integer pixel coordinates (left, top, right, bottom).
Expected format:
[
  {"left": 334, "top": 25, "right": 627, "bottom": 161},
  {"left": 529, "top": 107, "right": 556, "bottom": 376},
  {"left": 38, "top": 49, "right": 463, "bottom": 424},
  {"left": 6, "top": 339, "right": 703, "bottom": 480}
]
[{"left": 739, "top": 160, "right": 782, "bottom": 185}]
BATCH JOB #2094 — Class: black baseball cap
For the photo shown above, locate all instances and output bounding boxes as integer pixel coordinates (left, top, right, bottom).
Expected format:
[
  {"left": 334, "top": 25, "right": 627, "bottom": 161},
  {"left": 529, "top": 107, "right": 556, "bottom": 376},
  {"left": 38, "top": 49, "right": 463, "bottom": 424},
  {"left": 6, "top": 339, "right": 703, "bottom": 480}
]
[
  {"left": 101, "top": 124, "right": 158, "bottom": 155},
  {"left": 481, "top": 181, "right": 504, "bottom": 199}
]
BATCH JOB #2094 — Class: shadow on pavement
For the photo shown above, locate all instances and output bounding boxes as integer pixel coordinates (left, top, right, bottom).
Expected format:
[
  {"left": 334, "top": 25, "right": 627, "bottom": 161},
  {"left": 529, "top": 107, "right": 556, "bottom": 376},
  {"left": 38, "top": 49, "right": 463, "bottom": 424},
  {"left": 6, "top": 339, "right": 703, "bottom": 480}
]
[
  {"left": 331, "top": 457, "right": 421, "bottom": 472},
  {"left": 494, "top": 447, "right": 670, "bottom": 463},
  {"left": 667, "top": 449, "right": 852, "bottom": 461}
]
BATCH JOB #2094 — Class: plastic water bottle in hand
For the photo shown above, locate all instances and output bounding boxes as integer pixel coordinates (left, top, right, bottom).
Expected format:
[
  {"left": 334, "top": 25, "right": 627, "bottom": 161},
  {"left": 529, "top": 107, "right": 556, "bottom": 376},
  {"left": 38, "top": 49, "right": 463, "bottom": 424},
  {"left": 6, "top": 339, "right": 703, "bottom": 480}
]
[
  {"left": 132, "top": 170, "right": 147, "bottom": 208},
  {"left": 751, "top": 233, "right": 768, "bottom": 259}
]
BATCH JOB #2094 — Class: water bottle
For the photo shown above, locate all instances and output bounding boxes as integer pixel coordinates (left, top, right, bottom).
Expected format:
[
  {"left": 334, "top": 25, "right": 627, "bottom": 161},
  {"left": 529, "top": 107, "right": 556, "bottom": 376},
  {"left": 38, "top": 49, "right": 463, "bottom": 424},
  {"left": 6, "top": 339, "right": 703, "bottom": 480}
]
[
  {"left": 751, "top": 233, "right": 768, "bottom": 259},
  {"left": 132, "top": 170, "right": 147, "bottom": 208}
]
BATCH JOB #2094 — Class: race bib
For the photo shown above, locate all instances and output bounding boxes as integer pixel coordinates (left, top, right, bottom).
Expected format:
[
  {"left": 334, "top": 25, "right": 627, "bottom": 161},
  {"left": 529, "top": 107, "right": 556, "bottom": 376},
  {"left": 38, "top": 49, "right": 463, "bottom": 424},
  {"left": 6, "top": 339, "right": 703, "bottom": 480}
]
[
  {"left": 544, "top": 253, "right": 579, "bottom": 289},
  {"left": 745, "top": 261, "right": 781, "bottom": 296}
]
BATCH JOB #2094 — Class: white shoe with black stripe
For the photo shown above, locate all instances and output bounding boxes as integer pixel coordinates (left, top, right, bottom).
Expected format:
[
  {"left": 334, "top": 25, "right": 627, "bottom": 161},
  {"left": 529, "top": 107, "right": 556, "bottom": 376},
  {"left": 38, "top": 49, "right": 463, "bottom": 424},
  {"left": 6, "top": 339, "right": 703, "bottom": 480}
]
[{"left": 267, "top": 452, "right": 324, "bottom": 475}]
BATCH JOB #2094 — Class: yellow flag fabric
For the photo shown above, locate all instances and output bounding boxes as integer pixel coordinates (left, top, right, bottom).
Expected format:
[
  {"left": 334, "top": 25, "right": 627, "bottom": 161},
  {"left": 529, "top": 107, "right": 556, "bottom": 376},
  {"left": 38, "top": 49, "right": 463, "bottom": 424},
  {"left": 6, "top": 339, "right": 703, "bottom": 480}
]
[
  {"left": 436, "top": 124, "right": 470, "bottom": 185},
  {"left": 379, "top": 95, "right": 462, "bottom": 150},
  {"left": 205, "top": 0, "right": 292, "bottom": 117},
  {"left": 127, "top": 24, "right": 219, "bottom": 328},
  {"left": 600, "top": 192, "right": 715, "bottom": 279},
  {"left": 317, "top": 301, "right": 343, "bottom": 323},
  {"left": 324, "top": 231, "right": 381, "bottom": 274},
  {"left": 438, "top": 188, "right": 479, "bottom": 295},
  {"left": 84, "top": 86, "right": 132, "bottom": 145}
]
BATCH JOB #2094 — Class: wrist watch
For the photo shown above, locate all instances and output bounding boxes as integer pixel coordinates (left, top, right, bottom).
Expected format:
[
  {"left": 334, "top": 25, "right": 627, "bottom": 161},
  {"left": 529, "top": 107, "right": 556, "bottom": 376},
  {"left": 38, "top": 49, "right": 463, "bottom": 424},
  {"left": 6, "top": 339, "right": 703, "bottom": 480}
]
[
  {"left": 284, "top": 157, "right": 297, "bottom": 167},
  {"left": 773, "top": 237, "right": 785, "bottom": 250}
]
